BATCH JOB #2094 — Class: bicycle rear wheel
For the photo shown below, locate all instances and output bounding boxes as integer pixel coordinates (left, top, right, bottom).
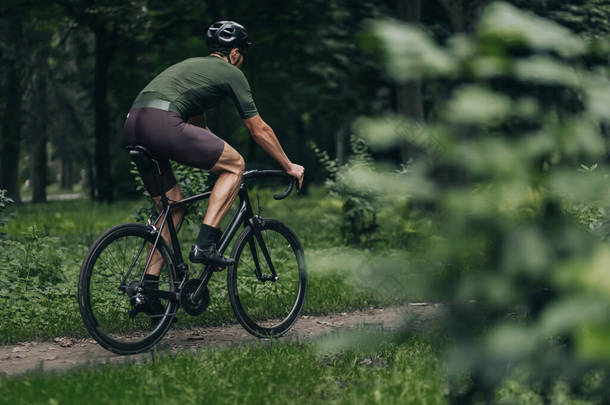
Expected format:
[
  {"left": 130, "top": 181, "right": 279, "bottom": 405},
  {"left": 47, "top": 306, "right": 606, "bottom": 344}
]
[
  {"left": 78, "top": 223, "right": 178, "bottom": 354},
  {"left": 228, "top": 218, "right": 307, "bottom": 338}
]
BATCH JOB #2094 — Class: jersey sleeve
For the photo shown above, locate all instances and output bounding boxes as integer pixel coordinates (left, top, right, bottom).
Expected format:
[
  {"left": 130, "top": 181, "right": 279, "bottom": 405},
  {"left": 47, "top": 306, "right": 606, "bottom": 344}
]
[{"left": 227, "top": 69, "right": 259, "bottom": 119}]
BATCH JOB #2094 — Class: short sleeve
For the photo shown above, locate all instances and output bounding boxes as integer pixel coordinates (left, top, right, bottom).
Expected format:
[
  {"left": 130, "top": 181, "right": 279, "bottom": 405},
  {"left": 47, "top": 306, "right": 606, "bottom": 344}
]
[{"left": 227, "top": 69, "right": 259, "bottom": 119}]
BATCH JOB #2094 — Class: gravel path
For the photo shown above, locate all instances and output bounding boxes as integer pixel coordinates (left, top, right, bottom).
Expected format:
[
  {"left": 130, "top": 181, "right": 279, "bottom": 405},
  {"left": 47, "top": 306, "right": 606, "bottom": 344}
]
[{"left": 0, "top": 304, "right": 442, "bottom": 376}]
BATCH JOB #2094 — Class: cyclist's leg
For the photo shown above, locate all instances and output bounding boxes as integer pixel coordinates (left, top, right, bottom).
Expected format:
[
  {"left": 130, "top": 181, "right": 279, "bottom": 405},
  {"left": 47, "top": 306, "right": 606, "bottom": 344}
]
[
  {"left": 128, "top": 110, "right": 239, "bottom": 265},
  {"left": 146, "top": 183, "right": 184, "bottom": 276},
  {"left": 188, "top": 142, "right": 243, "bottom": 266},
  {"left": 156, "top": 119, "right": 244, "bottom": 228},
  {"left": 125, "top": 108, "right": 187, "bottom": 276},
  {"left": 203, "top": 143, "right": 245, "bottom": 227}
]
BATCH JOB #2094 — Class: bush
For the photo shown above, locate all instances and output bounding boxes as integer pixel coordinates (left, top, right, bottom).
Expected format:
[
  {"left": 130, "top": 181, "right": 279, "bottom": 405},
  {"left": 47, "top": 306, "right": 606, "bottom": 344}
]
[
  {"left": 0, "top": 225, "right": 78, "bottom": 338},
  {"left": 0, "top": 226, "right": 68, "bottom": 291},
  {"left": 0, "top": 189, "right": 13, "bottom": 240},
  {"left": 312, "top": 136, "right": 380, "bottom": 248},
  {"left": 565, "top": 164, "right": 610, "bottom": 240},
  {"left": 319, "top": 2, "right": 610, "bottom": 402}
]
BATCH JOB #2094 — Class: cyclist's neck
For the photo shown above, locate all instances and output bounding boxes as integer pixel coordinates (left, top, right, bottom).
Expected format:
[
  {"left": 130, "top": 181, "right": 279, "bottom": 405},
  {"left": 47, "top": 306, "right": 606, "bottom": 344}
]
[{"left": 210, "top": 53, "right": 229, "bottom": 63}]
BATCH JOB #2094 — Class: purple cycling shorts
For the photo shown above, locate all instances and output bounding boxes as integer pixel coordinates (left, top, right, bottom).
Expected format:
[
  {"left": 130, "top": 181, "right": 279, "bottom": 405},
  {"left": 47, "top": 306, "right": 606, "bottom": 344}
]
[{"left": 123, "top": 107, "right": 225, "bottom": 196}]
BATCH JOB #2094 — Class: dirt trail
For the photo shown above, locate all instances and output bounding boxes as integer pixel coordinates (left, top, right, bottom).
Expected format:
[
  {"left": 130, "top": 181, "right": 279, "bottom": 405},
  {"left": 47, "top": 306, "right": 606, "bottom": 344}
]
[{"left": 0, "top": 304, "right": 442, "bottom": 376}]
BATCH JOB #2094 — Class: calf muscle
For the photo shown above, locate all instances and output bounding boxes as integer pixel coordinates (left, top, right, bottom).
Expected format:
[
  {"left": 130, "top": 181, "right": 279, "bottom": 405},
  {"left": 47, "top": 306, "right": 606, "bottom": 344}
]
[{"left": 204, "top": 143, "right": 244, "bottom": 228}]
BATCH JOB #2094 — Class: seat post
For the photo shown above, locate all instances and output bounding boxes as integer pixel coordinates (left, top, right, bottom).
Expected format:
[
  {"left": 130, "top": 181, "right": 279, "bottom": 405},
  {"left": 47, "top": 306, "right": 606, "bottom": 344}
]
[{"left": 153, "top": 167, "right": 169, "bottom": 208}]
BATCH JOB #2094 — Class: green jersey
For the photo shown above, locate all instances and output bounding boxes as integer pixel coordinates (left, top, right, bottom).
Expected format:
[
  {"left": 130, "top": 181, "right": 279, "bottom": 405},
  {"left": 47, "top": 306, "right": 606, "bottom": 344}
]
[{"left": 132, "top": 56, "right": 258, "bottom": 120}]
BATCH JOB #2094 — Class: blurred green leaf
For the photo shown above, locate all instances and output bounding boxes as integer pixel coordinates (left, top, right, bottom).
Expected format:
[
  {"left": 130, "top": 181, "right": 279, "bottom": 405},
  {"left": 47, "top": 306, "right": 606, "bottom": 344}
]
[
  {"left": 582, "top": 76, "right": 610, "bottom": 120},
  {"left": 444, "top": 86, "right": 512, "bottom": 125},
  {"left": 478, "top": 2, "right": 586, "bottom": 58},
  {"left": 514, "top": 56, "right": 580, "bottom": 86},
  {"left": 373, "top": 20, "right": 456, "bottom": 81}
]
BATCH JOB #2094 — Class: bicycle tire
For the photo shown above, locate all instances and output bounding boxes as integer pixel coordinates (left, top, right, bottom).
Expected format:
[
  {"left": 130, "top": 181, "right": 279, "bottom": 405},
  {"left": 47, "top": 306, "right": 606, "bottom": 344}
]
[
  {"left": 78, "top": 223, "right": 178, "bottom": 355},
  {"left": 228, "top": 218, "right": 307, "bottom": 338}
]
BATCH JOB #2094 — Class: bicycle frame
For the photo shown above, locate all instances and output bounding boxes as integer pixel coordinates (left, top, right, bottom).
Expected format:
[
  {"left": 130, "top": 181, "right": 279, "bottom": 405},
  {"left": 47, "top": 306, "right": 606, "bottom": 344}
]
[{"left": 142, "top": 171, "right": 289, "bottom": 303}]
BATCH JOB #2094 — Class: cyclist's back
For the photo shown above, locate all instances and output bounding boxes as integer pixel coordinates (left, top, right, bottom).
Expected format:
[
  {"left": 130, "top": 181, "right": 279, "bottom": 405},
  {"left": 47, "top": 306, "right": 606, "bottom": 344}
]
[{"left": 133, "top": 56, "right": 258, "bottom": 121}]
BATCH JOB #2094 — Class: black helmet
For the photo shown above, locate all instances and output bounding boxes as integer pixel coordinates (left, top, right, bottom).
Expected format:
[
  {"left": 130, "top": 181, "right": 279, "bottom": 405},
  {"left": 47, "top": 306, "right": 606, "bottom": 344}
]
[{"left": 206, "top": 21, "right": 252, "bottom": 52}]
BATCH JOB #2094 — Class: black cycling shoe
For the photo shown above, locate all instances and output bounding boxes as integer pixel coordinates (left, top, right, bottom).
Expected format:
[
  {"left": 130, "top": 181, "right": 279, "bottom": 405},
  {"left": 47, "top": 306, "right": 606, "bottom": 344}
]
[
  {"left": 189, "top": 244, "right": 235, "bottom": 267},
  {"left": 190, "top": 224, "right": 234, "bottom": 267}
]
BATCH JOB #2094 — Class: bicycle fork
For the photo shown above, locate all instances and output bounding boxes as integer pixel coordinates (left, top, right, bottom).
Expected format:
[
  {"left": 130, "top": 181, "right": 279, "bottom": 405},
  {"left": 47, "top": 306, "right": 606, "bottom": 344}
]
[{"left": 247, "top": 217, "right": 278, "bottom": 282}]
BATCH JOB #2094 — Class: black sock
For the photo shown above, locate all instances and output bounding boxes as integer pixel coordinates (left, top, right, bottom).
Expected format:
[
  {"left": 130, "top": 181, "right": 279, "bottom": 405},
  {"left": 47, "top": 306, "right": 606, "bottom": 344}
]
[
  {"left": 143, "top": 274, "right": 159, "bottom": 289},
  {"left": 195, "top": 224, "right": 219, "bottom": 248}
]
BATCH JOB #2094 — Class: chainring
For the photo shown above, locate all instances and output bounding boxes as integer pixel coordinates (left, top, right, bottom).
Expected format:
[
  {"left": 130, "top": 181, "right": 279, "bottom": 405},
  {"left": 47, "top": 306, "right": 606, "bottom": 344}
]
[{"left": 180, "top": 279, "right": 210, "bottom": 316}]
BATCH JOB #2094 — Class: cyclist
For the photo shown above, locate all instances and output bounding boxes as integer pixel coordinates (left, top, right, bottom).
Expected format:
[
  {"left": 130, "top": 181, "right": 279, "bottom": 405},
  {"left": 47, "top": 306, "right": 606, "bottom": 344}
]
[{"left": 124, "top": 21, "right": 305, "bottom": 300}]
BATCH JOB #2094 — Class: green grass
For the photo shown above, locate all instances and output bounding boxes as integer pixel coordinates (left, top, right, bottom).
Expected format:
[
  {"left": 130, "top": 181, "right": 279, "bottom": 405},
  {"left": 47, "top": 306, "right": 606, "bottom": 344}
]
[
  {"left": 3, "top": 199, "right": 142, "bottom": 243},
  {"left": 0, "top": 339, "right": 446, "bottom": 405},
  {"left": 0, "top": 187, "right": 398, "bottom": 343}
]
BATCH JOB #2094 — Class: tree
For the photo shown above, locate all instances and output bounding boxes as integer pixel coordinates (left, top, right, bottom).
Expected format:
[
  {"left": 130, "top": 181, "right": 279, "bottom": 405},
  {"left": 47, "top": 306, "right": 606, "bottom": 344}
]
[
  {"left": 332, "top": 3, "right": 610, "bottom": 401},
  {"left": 29, "top": 49, "right": 50, "bottom": 203},
  {"left": 0, "top": 14, "right": 24, "bottom": 204},
  {"left": 56, "top": 0, "right": 147, "bottom": 202},
  {"left": 396, "top": 0, "right": 424, "bottom": 163},
  {"left": 436, "top": 0, "right": 488, "bottom": 33}
]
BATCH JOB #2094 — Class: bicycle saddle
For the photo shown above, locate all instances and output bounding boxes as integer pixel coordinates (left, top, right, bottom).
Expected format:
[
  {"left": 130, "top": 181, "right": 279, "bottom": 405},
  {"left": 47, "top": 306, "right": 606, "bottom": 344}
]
[{"left": 125, "top": 145, "right": 161, "bottom": 174}]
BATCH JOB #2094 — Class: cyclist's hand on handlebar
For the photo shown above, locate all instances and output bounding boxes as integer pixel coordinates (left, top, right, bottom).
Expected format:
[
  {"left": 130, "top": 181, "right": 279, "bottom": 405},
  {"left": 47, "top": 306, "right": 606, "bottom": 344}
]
[{"left": 285, "top": 163, "right": 305, "bottom": 189}]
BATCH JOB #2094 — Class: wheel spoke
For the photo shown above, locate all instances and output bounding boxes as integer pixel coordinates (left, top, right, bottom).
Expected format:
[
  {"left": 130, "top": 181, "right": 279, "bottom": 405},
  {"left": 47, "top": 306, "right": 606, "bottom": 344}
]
[
  {"left": 78, "top": 225, "right": 176, "bottom": 354},
  {"left": 229, "top": 220, "right": 306, "bottom": 338}
]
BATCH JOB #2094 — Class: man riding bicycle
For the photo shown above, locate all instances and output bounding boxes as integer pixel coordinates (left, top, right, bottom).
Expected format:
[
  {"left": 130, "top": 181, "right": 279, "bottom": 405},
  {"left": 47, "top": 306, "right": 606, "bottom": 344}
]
[{"left": 124, "top": 21, "right": 305, "bottom": 312}]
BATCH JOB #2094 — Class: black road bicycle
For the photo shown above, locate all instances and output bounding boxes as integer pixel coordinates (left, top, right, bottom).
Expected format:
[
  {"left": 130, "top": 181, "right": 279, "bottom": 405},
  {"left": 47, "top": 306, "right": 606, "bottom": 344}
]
[{"left": 78, "top": 145, "right": 307, "bottom": 355}]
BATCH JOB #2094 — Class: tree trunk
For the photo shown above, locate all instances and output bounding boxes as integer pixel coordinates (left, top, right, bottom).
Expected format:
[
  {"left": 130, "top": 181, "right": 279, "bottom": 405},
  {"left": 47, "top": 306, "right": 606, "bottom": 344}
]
[
  {"left": 437, "top": 0, "right": 487, "bottom": 33},
  {"left": 30, "top": 133, "right": 47, "bottom": 203},
  {"left": 335, "top": 127, "right": 346, "bottom": 166},
  {"left": 0, "top": 17, "right": 23, "bottom": 203},
  {"left": 30, "top": 52, "right": 49, "bottom": 203},
  {"left": 396, "top": 0, "right": 424, "bottom": 163},
  {"left": 56, "top": 87, "right": 87, "bottom": 192},
  {"left": 61, "top": 157, "right": 74, "bottom": 190},
  {"left": 86, "top": 152, "right": 95, "bottom": 200},
  {"left": 94, "top": 22, "right": 113, "bottom": 203}
]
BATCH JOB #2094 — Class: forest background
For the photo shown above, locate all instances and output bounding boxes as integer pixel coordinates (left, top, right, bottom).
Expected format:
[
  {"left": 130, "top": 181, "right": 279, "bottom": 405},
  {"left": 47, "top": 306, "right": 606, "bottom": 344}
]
[{"left": 1, "top": 0, "right": 607, "bottom": 204}]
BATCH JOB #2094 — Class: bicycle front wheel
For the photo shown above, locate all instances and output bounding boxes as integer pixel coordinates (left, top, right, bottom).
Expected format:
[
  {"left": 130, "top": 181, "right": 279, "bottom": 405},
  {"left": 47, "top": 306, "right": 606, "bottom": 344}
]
[
  {"left": 78, "top": 223, "right": 178, "bottom": 355},
  {"left": 228, "top": 218, "right": 307, "bottom": 338}
]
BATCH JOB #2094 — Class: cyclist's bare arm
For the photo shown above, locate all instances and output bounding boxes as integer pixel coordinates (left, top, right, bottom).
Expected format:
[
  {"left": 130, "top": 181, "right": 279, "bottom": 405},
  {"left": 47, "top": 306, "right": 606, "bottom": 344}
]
[
  {"left": 188, "top": 114, "right": 209, "bottom": 131},
  {"left": 243, "top": 114, "right": 304, "bottom": 188}
]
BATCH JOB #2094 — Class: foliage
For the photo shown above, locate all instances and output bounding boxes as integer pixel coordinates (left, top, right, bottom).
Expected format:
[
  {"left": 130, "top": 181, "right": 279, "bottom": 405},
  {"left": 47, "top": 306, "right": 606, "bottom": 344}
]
[
  {"left": 2, "top": 0, "right": 396, "bottom": 202},
  {"left": 130, "top": 161, "right": 210, "bottom": 224},
  {"left": 314, "top": 2, "right": 610, "bottom": 402},
  {"left": 512, "top": 0, "right": 610, "bottom": 39},
  {"left": 0, "top": 189, "right": 13, "bottom": 240},
  {"left": 565, "top": 164, "right": 610, "bottom": 241},
  {"left": 4, "top": 0, "right": 609, "bottom": 203},
  {"left": 0, "top": 225, "right": 80, "bottom": 339},
  {"left": 0, "top": 189, "right": 392, "bottom": 343},
  {"left": 313, "top": 137, "right": 380, "bottom": 248}
]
